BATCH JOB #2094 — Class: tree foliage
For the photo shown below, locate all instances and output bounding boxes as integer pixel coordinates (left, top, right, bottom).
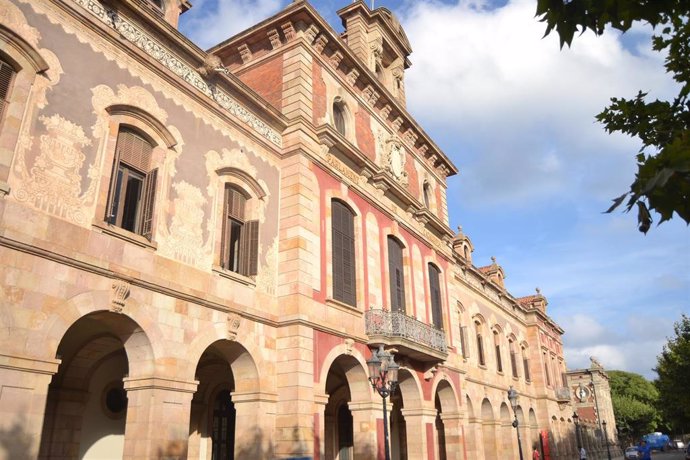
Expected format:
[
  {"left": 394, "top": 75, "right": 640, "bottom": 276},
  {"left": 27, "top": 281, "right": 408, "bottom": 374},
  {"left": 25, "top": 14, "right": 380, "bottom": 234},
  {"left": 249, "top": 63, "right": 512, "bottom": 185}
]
[
  {"left": 536, "top": 0, "right": 690, "bottom": 233},
  {"left": 608, "top": 370, "right": 661, "bottom": 439},
  {"left": 654, "top": 314, "right": 690, "bottom": 432}
]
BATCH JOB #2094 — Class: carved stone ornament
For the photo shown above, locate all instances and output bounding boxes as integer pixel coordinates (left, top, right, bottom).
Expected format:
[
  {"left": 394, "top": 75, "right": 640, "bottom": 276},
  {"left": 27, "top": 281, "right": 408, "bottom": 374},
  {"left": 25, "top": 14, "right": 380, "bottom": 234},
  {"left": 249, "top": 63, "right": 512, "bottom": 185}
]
[
  {"left": 380, "top": 104, "right": 392, "bottom": 120},
  {"left": 227, "top": 313, "right": 242, "bottom": 341},
  {"left": 329, "top": 50, "right": 343, "bottom": 68},
  {"left": 392, "top": 117, "right": 404, "bottom": 132},
  {"left": 267, "top": 29, "right": 281, "bottom": 49},
  {"left": 314, "top": 35, "right": 328, "bottom": 53},
  {"left": 346, "top": 69, "right": 360, "bottom": 86},
  {"left": 384, "top": 137, "right": 409, "bottom": 186},
  {"left": 344, "top": 338, "right": 355, "bottom": 355},
  {"left": 305, "top": 24, "right": 319, "bottom": 43},
  {"left": 197, "top": 54, "right": 228, "bottom": 77},
  {"left": 111, "top": 280, "right": 131, "bottom": 313},
  {"left": 281, "top": 22, "right": 296, "bottom": 41},
  {"left": 362, "top": 85, "right": 379, "bottom": 106},
  {"left": 238, "top": 44, "right": 252, "bottom": 64}
]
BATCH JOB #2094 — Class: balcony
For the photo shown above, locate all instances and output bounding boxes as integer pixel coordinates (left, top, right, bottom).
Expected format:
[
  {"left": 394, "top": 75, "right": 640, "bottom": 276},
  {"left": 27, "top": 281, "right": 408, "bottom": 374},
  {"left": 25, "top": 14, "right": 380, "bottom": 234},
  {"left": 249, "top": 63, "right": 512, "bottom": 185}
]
[
  {"left": 555, "top": 387, "right": 571, "bottom": 401},
  {"left": 365, "top": 309, "right": 448, "bottom": 362}
]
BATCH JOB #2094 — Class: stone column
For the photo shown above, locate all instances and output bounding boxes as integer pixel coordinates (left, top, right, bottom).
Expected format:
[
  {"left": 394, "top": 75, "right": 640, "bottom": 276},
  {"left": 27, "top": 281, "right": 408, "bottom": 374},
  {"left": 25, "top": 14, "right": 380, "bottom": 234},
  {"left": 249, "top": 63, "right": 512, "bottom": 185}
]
[
  {"left": 440, "top": 412, "right": 464, "bottom": 460},
  {"left": 313, "top": 393, "right": 329, "bottom": 460},
  {"left": 348, "top": 400, "right": 379, "bottom": 459},
  {"left": 122, "top": 377, "right": 197, "bottom": 460},
  {"left": 232, "top": 390, "right": 277, "bottom": 459},
  {"left": 401, "top": 407, "right": 437, "bottom": 460},
  {"left": 0, "top": 354, "right": 60, "bottom": 458}
]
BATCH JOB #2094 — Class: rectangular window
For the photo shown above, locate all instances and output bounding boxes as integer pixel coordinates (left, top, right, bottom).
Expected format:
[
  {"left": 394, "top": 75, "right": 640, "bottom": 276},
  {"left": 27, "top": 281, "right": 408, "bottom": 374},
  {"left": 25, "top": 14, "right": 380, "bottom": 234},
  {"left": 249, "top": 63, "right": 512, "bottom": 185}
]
[
  {"left": 388, "top": 237, "right": 405, "bottom": 313},
  {"left": 495, "top": 344, "right": 503, "bottom": 373},
  {"left": 428, "top": 264, "right": 442, "bottom": 329},
  {"left": 107, "top": 129, "right": 156, "bottom": 240},
  {"left": 561, "top": 372, "right": 568, "bottom": 388},
  {"left": 511, "top": 351, "right": 518, "bottom": 378},
  {"left": 477, "top": 333, "right": 485, "bottom": 366},
  {"left": 0, "top": 59, "right": 15, "bottom": 127},
  {"left": 544, "top": 354, "right": 552, "bottom": 386},
  {"left": 221, "top": 185, "right": 258, "bottom": 276},
  {"left": 332, "top": 200, "right": 356, "bottom": 306},
  {"left": 460, "top": 326, "right": 469, "bottom": 358},
  {"left": 523, "top": 357, "right": 531, "bottom": 382}
]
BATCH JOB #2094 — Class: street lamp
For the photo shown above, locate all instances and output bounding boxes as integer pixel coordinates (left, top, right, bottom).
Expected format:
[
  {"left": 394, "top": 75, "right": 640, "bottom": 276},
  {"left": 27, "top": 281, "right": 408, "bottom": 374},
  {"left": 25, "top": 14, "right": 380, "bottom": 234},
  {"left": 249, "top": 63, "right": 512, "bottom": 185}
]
[
  {"left": 367, "top": 345, "right": 399, "bottom": 460},
  {"left": 507, "top": 386, "right": 525, "bottom": 460},
  {"left": 602, "top": 420, "right": 612, "bottom": 460},
  {"left": 573, "top": 411, "right": 581, "bottom": 451}
]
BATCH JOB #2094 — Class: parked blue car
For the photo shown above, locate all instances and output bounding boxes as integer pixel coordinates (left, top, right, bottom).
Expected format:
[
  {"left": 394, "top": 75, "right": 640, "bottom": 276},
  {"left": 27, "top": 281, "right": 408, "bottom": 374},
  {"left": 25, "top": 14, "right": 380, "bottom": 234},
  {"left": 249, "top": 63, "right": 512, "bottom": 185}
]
[{"left": 642, "top": 432, "right": 671, "bottom": 451}]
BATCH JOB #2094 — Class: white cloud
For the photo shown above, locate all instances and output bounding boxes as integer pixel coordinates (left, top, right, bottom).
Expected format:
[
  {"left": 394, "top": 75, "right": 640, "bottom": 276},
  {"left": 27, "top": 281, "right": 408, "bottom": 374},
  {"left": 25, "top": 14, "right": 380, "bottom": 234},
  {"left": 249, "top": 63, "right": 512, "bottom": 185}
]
[
  {"left": 399, "top": 0, "right": 678, "bottom": 207},
  {"left": 180, "top": 0, "right": 282, "bottom": 50}
]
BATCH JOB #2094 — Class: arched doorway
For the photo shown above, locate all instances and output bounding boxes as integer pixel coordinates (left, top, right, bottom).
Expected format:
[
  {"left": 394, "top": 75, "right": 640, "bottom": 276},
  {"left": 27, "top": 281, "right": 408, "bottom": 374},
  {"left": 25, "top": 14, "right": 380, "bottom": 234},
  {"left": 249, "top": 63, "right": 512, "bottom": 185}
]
[
  {"left": 188, "top": 339, "right": 261, "bottom": 460},
  {"left": 38, "top": 311, "right": 153, "bottom": 459},
  {"left": 500, "top": 403, "right": 514, "bottom": 458},
  {"left": 480, "top": 399, "right": 496, "bottom": 460},
  {"left": 390, "top": 389, "right": 407, "bottom": 460},
  {"left": 324, "top": 356, "right": 356, "bottom": 460},
  {"left": 464, "top": 396, "right": 478, "bottom": 459}
]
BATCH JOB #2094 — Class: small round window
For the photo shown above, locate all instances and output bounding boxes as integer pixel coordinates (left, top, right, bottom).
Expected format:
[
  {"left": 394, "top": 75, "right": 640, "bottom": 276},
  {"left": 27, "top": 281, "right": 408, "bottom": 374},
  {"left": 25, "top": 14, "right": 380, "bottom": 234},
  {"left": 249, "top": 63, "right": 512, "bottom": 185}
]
[{"left": 103, "top": 383, "right": 128, "bottom": 418}]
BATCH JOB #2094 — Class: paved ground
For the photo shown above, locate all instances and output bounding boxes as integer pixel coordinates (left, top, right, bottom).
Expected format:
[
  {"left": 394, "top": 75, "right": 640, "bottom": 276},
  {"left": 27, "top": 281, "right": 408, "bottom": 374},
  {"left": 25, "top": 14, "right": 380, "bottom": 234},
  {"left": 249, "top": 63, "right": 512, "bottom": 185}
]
[{"left": 609, "top": 449, "right": 687, "bottom": 460}]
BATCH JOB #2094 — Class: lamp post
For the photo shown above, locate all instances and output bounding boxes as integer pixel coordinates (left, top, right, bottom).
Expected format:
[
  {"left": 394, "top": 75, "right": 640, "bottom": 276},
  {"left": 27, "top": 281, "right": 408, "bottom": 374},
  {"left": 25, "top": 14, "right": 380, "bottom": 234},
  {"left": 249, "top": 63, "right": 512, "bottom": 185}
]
[
  {"left": 602, "top": 420, "right": 612, "bottom": 460},
  {"left": 573, "top": 412, "right": 581, "bottom": 452},
  {"left": 507, "top": 386, "right": 525, "bottom": 460},
  {"left": 367, "top": 345, "right": 399, "bottom": 460}
]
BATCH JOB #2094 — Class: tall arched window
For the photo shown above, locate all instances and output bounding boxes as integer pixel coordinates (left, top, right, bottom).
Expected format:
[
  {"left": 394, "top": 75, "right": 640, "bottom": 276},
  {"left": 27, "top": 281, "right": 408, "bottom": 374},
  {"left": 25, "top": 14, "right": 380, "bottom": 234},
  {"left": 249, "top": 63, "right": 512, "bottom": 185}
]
[
  {"left": 0, "top": 58, "right": 16, "bottom": 129},
  {"left": 423, "top": 182, "right": 431, "bottom": 208},
  {"left": 387, "top": 236, "right": 405, "bottom": 313},
  {"left": 333, "top": 100, "right": 346, "bottom": 136},
  {"left": 522, "top": 345, "right": 531, "bottom": 382},
  {"left": 475, "top": 320, "right": 486, "bottom": 366},
  {"left": 221, "top": 185, "right": 259, "bottom": 276},
  {"left": 493, "top": 330, "right": 503, "bottom": 373},
  {"left": 332, "top": 200, "right": 356, "bottom": 306},
  {"left": 107, "top": 127, "right": 157, "bottom": 239},
  {"left": 509, "top": 338, "right": 518, "bottom": 378},
  {"left": 428, "top": 263, "right": 442, "bottom": 329}
]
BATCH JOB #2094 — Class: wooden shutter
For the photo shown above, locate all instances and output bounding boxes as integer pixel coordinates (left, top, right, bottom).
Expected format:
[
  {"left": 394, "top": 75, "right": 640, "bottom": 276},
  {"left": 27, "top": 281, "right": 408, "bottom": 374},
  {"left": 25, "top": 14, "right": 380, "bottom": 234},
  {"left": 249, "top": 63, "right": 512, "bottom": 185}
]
[
  {"left": 511, "top": 351, "right": 518, "bottom": 378},
  {"left": 477, "top": 333, "right": 485, "bottom": 365},
  {"left": 246, "top": 220, "right": 259, "bottom": 276},
  {"left": 141, "top": 168, "right": 157, "bottom": 239},
  {"left": 220, "top": 186, "right": 231, "bottom": 269},
  {"left": 105, "top": 147, "right": 122, "bottom": 224},
  {"left": 428, "top": 264, "right": 442, "bottom": 329},
  {"left": 332, "top": 201, "right": 356, "bottom": 306},
  {"left": 495, "top": 344, "right": 503, "bottom": 372},
  {"left": 460, "top": 326, "right": 469, "bottom": 358},
  {"left": 388, "top": 237, "right": 405, "bottom": 313},
  {"left": 0, "top": 60, "right": 15, "bottom": 123},
  {"left": 117, "top": 129, "right": 153, "bottom": 172},
  {"left": 524, "top": 357, "right": 531, "bottom": 382}
]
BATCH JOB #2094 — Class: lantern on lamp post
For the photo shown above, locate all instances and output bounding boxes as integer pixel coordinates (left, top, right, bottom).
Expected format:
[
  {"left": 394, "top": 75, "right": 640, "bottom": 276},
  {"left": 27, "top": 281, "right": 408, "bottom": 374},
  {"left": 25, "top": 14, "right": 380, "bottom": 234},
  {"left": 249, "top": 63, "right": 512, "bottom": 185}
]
[
  {"left": 367, "top": 345, "right": 399, "bottom": 460},
  {"left": 507, "top": 386, "right": 525, "bottom": 460}
]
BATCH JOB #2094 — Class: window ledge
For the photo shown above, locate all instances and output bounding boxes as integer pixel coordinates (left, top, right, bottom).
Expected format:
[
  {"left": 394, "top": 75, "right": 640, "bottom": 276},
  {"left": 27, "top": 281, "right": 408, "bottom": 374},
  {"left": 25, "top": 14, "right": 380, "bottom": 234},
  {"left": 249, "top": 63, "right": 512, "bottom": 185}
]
[
  {"left": 94, "top": 222, "right": 157, "bottom": 250},
  {"left": 212, "top": 266, "right": 256, "bottom": 287},
  {"left": 326, "top": 297, "right": 362, "bottom": 316},
  {"left": 478, "top": 364, "right": 487, "bottom": 370}
]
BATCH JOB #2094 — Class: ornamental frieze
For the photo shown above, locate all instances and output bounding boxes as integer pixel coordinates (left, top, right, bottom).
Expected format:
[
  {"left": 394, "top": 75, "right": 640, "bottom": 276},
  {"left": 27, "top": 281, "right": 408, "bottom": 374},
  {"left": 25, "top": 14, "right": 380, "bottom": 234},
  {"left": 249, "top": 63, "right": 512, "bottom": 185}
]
[{"left": 69, "top": 0, "right": 282, "bottom": 147}]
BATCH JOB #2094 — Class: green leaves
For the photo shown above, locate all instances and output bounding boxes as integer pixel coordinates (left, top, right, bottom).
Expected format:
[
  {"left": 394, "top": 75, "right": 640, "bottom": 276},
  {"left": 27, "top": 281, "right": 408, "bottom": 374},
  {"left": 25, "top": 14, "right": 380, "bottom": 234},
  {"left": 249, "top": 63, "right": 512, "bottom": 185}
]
[
  {"left": 609, "top": 370, "right": 661, "bottom": 438},
  {"left": 654, "top": 315, "right": 690, "bottom": 433},
  {"left": 537, "top": 0, "right": 690, "bottom": 233}
]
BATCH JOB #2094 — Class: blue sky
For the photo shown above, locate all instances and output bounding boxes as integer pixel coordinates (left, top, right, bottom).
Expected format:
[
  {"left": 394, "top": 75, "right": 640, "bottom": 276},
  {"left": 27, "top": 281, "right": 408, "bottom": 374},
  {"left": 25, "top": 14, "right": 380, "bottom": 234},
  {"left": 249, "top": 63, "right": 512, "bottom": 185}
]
[{"left": 179, "top": 0, "right": 690, "bottom": 380}]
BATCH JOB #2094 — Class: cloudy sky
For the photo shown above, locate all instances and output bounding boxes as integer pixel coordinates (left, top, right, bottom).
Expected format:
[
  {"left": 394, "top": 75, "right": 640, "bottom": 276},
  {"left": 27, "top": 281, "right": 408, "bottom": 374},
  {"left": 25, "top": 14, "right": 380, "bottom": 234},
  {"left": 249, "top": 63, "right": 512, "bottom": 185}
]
[{"left": 179, "top": 0, "right": 689, "bottom": 380}]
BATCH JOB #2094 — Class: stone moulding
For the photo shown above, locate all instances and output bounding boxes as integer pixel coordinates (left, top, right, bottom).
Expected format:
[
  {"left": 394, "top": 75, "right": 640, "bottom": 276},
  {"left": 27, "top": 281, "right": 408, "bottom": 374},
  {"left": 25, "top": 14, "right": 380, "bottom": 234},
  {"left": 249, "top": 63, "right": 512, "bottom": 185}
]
[{"left": 69, "top": 0, "right": 282, "bottom": 147}]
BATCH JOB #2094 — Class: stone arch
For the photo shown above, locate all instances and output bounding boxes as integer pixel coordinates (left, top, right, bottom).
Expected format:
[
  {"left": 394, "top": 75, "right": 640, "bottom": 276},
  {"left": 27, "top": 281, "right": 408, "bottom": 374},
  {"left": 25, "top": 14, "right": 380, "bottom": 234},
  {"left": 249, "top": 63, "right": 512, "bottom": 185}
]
[
  {"left": 480, "top": 398, "right": 497, "bottom": 460},
  {"left": 431, "top": 375, "right": 460, "bottom": 414},
  {"left": 317, "top": 344, "right": 371, "bottom": 403},
  {"left": 464, "top": 395, "right": 479, "bottom": 460}
]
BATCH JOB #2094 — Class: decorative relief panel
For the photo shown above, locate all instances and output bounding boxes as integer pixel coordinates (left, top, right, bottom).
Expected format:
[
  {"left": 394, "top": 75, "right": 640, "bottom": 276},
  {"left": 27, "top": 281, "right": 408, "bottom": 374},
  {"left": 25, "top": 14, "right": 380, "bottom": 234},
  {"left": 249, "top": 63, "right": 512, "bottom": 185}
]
[
  {"left": 158, "top": 181, "right": 209, "bottom": 268},
  {"left": 255, "top": 236, "right": 277, "bottom": 295},
  {"left": 12, "top": 115, "right": 98, "bottom": 226},
  {"left": 66, "top": 0, "right": 281, "bottom": 146},
  {"left": 383, "top": 137, "right": 409, "bottom": 187}
]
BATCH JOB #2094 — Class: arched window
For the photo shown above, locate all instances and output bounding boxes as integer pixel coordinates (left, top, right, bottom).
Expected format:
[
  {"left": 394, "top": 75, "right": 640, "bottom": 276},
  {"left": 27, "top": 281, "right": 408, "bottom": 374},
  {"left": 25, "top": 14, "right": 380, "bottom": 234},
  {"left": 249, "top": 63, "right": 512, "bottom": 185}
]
[
  {"left": 221, "top": 185, "right": 259, "bottom": 276},
  {"left": 428, "top": 263, "right": 442, "bottom": 329},
  {"left": 106, "top": 127, "right": 157, "bottom": 239},
  {"left": 543, "top": 351, "right": 552, "bottom": 386},
  {"left": 332, "top": 200, "right": 356, "bottom": 306},
  {"left": 509, "top": 338, "right": 518, "bottom": 378},
  {"left": 0, "top": 58, "right": 16, "bottom": 129},
  {"left": 423, "top": 182, "right": 431, "bottom": 208},
  {"left": 522, "top": 346, "right": 531, "bottom": 382},
  {"left": 387, "top": 236, "right": 405, "bottom": 313},
  {"left": 333, "top": 100, "right": 346, "bottom": 136},
  {"left": 493, "top": 330, "right": 503, "bottom": 373},
  {"left": 458, "top": 306, "right": 469, "bottom": 359},
  {"left": 475, "top": 320, "right": 485, "bottom": 366}
]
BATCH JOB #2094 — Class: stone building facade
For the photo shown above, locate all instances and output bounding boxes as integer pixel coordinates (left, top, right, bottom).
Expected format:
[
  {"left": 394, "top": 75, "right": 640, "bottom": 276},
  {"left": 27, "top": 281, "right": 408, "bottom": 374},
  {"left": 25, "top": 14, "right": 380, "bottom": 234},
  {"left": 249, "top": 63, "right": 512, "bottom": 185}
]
[{"left": 0, "top": 0, "right": 617, "bottom": 459}]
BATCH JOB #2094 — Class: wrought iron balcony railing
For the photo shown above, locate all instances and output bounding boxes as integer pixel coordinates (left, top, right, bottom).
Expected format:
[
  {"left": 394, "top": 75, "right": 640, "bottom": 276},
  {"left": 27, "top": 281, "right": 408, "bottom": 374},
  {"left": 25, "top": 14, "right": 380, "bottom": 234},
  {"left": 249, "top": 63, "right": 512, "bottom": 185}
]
[{"left": 365, "top": 309, "right": 448, "bottom": 360}]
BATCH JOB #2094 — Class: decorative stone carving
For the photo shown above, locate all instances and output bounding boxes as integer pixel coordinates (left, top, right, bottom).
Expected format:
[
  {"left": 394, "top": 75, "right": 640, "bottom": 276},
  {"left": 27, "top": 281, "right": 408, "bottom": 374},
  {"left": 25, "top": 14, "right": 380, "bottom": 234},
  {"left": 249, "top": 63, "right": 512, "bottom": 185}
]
[
  {"left": 380, "top": 104, "right": 392, "bottom": 120},
  {"left": 13, "top": 115, "right": 98, "bottom": 226},
  {"left": 419, "top": 144, "right": 429, "bottom": 157},
  {"left": 238, "top": 44, "right": 252, "bottom": 64},
  {"left": 362, "top": 85, "right": 379, "bottom": 106},
  {"left": 346, "top": 69, "right": 359, "bottom": 86},
  {"left": 313, "top": 35, "right": 328, "bottom": 53},
  {"left": 344, "top": 338, "right": 355, "bottom": 355},
  {"left": 304, "top": 24, "right": 319, "bottom": 43},
  {"left": 70, "top": 0, "right": 281, "bottom": 146},
  {"left": 157, "top": 181, "right": 207, "bottom": 267},
  {"left": 255, "top": 237, "right": 277, "bottom": 295},
  {"left": 197, "top": 54, "right": 228, "bottom": 77},
  {"left": 227, "top": 313, "right": 242, "bottom": 341},
  {"left": 329, "top": 50, "right": 343, "bottom": 68},
  {"left": 403, "top": 128, "right": 418, "bottom": 146},
  {"left": 281, "top": 22, "right": 296, "bottom": 41},
  {"left": 370, "top": 36, "right": 383, "bottom": 69},
  {"left": 383, "top": 137, "right": 409, "bottom": 186},
  {"left": 424, "top": 366, "right": 438, "bottom": 381},
  {"left": 267, "top": 29, "right": 281, "bottom": 49},
  {"left": 392, "top": 117, "right": 404, "bottom": 131},
  {"left": 111, "top": 280, "right": 130, "bottom": 313}
]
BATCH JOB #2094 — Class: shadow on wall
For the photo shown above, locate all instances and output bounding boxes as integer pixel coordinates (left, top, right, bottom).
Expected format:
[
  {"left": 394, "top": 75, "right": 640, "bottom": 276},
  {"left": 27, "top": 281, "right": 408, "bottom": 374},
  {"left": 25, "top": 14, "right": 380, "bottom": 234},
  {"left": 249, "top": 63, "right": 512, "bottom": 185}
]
[
  {"left": 0, "top": 414, "right": 34, "bottom": 460},
  {"left": 157, "top": 440, "right": 187, "bottom": 460}
]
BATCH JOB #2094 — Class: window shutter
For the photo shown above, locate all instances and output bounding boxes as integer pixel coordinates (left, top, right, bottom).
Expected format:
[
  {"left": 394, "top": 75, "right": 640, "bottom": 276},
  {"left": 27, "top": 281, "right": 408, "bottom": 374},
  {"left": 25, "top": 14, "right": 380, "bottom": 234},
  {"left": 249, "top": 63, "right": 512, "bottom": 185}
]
[
  {"left": 332, "top": 201, "right": 356, "bottom": 306},
  {"left": 0, "top": 60, "right": 15, "bottom": 123},
  {"left": 511, "top": 351, "right": 518, "bottom": 378},
  {"left": 388, "top": 237, "right": 405, "bottom": 313},
  {"left": 246, "top": 220, "right": 259, "bottom": 276},
  {"left": 524, "top": 358, "right": 531, "bottom": 382},
  {"left": 428, "top": 264, "right": 442, "bottom": 329},
  {"left": 220, "top": 186, "right": 232, "bottom": 269},
  {"left": 460, "top": 326, "right": 469, "bottom": 358},
  {"left": 141, "top": 168, "right": 157, "bottom": 240},
  {"left": 495, "top": 344, "right": 503, "bottom": 372},
  {"left": 105, "top": 147, "right": 122, "bottom": 224},
  {"left": 477, "top": 334, "right": 485, "bottom": 365},
  {"left": 117, "top": 129, "right": 153, "bottom": 172}
]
